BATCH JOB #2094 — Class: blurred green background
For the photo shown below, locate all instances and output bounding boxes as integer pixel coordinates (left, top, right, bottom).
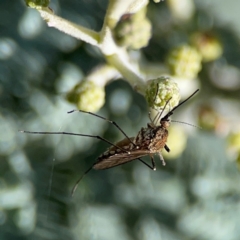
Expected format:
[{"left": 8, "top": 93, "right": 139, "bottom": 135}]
[{"left": 1, "top": 0, "right": 240, "bottom": 240}]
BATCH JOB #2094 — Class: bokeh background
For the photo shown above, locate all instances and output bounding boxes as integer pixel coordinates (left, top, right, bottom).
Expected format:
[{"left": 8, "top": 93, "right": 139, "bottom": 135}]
[{"left": 1, "top": 0, "right": 240, "bottom": 239}]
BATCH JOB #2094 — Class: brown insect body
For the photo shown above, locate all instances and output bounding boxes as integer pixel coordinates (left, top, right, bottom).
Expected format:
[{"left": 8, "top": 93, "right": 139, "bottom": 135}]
[
  {"left": 94, "top": 119, "right": 169, "bottom": 170},
  {"left": 19, "top": 89, "right": 199, "bottom": 195}
]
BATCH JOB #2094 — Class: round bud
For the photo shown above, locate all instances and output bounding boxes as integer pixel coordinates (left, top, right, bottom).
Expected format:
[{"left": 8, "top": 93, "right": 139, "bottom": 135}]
[
  {"left": 190, "top": 32, "right": 223, "bottom": 62},
  {"left": 167, "top": 45, "right": 202, "bottom": 79},
  {"left": 145, "top": 77, "right": 180, "bottom": 111},
  {"left": 66, "top": 80, "right": 105, "bottom": 112},
  {"left": 113, "top": 8, "right": 152, "bottom": 49}
]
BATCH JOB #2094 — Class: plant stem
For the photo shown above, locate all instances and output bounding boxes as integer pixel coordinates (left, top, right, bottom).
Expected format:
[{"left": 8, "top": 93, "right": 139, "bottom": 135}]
[{"left": 38, "top": 8, "right": 100, "bottom": 46}]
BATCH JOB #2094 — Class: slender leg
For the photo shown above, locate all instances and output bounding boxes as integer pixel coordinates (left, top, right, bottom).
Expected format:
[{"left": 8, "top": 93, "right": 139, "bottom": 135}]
[
  {"left": 138, "top": 155, "right": 156, "bottom": 170},
  {"left": 18, "top": 130, "right": 130, "bottom": 154},
  {"left": 158, "top": 152, "right": 166, "bottom": 166},
  {"left": 164, "top": 144, "right": 170, "bottom": 152},
  {"left": 71, "top": 165, "right": 93, "bottom": 197},
  {"left": 68, "top": 110, "right": 138, "bottom": 148},
  {"left": 72, "top": 155, "right": 156, "bottom": 196}
]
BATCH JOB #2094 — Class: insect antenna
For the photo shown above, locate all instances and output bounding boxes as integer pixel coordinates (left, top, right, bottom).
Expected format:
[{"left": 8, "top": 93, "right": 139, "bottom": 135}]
[
  {"left": 161, "top": 89, "right": 199, "bottom": 121},
  {"left": 171, "top": 120, "right": 201, "bottom": 129}
]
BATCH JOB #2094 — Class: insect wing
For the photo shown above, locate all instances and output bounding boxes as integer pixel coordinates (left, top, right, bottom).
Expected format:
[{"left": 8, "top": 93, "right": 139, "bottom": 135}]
[{"left": 93, "top": 150, "right": 150, "bottom": 170}]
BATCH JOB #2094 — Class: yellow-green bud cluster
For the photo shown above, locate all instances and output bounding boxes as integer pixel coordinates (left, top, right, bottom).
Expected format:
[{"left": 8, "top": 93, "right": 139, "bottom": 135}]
[
  {"left": 66, "top": 80, "right": 105, "bottom": 112},
  {"left": 145, "top": 77, "right": 180, "bottom": 111},
  {"left": 167, "top": 45, "right": 202, "bottom": 79},
  {"left": 190, "top": 32, "right": 223, "bottom": 62},
  {"left": 25, "top": 0, "right": 50, "bottom": 8},
  {"left": 113, "top": 7, "right": 152, "bottom": 49}
]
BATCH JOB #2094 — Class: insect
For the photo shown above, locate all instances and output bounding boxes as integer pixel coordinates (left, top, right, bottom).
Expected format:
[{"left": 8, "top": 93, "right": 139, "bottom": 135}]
[{"left": 20, "top": 89, "right": 199, "bottom": 195}]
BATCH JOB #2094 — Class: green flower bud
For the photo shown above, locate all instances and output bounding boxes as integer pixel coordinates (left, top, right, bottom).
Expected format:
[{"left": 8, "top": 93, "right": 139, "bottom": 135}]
[
  {"left": 25, "top": 0, "right": 50, "bottom": 9},
  {"left": 66, "top": 80, "right": 105, "bottom": 112},
  {"left": 114, "top": 8, "right": 152, "bottom": 49},
  {"left": 145, "top": 77, "right": 180, "bottom": 111},
  {"left": 190, "top": 32, "right": 223, "bottom": 62},
  {"left": 167, "top": 45, "right": 202, "bottom": 79}
]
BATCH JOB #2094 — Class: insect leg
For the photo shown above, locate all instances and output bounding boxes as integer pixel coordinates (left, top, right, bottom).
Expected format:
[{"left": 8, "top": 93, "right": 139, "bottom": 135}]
[
  {"left": 150, "top": 155, "right": 156, "bottom": 170},
  {"left": 158, "top": 152, "right": 166, "bottom": 166},
  {"left": 68, "top": 110, "right": 138, "bottom": 148},
  {"left": 164, "top": 144, "right": 170, "bottom": 152},
  {"left": 137, "top": 155, "right": 156, "bottom": 170},
  {"left": 71, "top": 165, "right": 93, "bottom": 196},
  {"left": 18, "top": 131, "right": 131, "bottom": 154}
]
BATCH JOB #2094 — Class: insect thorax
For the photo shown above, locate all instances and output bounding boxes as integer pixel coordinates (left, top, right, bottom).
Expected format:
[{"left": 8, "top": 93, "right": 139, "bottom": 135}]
[{"left": 134, "top": 124, "right": 168, "bottom": 152}]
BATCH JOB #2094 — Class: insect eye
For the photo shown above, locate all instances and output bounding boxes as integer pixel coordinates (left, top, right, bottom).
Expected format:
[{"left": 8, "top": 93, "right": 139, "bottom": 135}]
[{"left": 160, "top": 119, "right": 170, "bottom": 128}]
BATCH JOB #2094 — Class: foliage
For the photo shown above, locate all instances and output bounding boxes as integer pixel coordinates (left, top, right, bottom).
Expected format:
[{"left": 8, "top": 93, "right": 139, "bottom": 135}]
[{"left": 1, "top": 0, "right": 240, "bottom": 240}]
